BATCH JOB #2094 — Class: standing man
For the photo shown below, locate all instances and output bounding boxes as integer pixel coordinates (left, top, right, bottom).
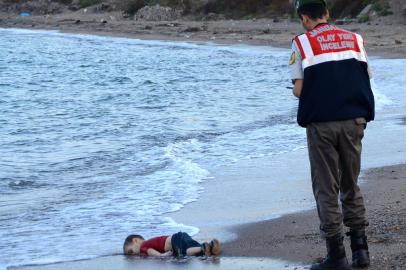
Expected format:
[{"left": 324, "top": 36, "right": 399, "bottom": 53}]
[{"left": 290, "top": 1, "right": 375, "bottom": 269}]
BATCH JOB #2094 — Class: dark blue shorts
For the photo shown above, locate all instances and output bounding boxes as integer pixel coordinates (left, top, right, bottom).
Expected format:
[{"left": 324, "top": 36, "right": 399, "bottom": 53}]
[{"left": 171, "top": 232, "right": 201, "bottom": 257}]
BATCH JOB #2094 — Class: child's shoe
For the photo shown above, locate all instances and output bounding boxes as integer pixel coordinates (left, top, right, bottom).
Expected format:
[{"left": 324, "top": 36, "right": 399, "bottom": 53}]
[
  {"left": 210, "top": 239, "right": 220, "bottom": 256},
  {"left": 202, "top": 242, "right": 211, "bottom": 257}
]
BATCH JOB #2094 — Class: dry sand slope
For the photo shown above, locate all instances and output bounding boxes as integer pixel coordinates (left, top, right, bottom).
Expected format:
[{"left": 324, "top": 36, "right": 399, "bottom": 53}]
[{"left": 222, "top": 164, "right": 406, "bottom": 270}]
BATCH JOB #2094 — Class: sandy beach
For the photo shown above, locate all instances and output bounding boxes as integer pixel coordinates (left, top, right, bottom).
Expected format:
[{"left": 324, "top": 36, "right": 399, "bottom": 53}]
[
  {"left": 1, "top": 6, "right": 406, "bottom": 270},
  {"left": 222, "top": 164, "right": 406, "bottom": 270},
  {"left": 168, "top": 113, "right": 406, "bottom": 269}
]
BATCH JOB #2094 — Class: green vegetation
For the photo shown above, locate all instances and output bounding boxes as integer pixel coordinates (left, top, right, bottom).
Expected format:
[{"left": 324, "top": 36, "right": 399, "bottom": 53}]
[
  {"left": 2, "top": 0, "right": 22, "bottom": 3},
  {"left": 202, "top": 0, "right": 270, "bottom": 18},
  {"left": 54, "top": 0, "right": 73, "bottom": 4},
  {"left": 371, "top": 1, "right": 393, "bottom": 16},
  {"left": 358, "top": 14, "right": 370, "bottom": 23},
  {"left": 119, "top": 0, "right": 192, "bottom": 16},
  {"left": 120, "top": 0, "right": 146, "bottom": 15},
  {"left": 0, "top": 0, "right": 395, "bottom": 19},
  {"left": 329, "top": 0, "right": 394, "bottom": 19},
  {"left": 79, "top": 0, "right": 102, "bottom": 8},
  {"left": 198, "top": 0, "right": 291, "bottom": 19},
  {"left": 329, "top": 0, "right": 365, "bottom": 18}
]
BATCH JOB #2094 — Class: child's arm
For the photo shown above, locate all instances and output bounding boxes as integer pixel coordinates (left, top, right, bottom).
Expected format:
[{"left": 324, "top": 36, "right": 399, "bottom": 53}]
[{"left": 146, "top": 248, "right": 173, "bottom": 257}]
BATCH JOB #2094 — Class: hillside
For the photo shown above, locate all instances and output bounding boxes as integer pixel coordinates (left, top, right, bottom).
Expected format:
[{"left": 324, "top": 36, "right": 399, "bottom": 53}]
[{"left": 0, "top": 0, "right": 404, "bottom": 21}]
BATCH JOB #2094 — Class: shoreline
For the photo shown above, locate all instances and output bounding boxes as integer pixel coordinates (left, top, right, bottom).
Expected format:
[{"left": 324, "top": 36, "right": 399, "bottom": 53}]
[
  {"left": 2, "top": 18, "right": 406, "bottom": 270},
  {"left": 1, "top": 12, "right": 406, "bottom": 58},
  {"left": 221, "top": 163, "right": 406, "bottom": 270},
  {"left": 9, "top": 164, "right": 406, "bottom": 270},
  {"left": 168, "top": 111, "right": 406, "bottom": 268},
  {"left": 10, "top": 256, "right": 305, "bottom": 270}
]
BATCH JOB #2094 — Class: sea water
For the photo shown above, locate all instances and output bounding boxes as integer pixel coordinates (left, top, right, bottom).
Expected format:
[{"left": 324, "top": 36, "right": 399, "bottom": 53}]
[{"left": 0, "top": 28, "right": 405, "bottom": 269}]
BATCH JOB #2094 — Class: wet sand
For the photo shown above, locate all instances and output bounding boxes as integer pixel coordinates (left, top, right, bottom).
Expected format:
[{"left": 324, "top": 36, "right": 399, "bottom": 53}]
[
  {"left": 10, "top": 255, "right": 305, "bottom": 270},
  {"left": 222, "top": 164, "right": 406, "bottom": 270}
]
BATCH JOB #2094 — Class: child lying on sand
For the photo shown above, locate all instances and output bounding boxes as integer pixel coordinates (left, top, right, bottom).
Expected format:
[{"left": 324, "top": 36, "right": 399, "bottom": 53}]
[{"left": 123, "top": 232, "right": 220, "bottom": 257}]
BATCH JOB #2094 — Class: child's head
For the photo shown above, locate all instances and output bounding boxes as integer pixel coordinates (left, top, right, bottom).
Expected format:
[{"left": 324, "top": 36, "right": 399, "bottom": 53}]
[{"left": 123, "top": 235, "right": 145, "bottom": 255}]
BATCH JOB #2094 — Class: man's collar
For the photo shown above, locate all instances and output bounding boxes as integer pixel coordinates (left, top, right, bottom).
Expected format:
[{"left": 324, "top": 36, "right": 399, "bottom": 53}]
[{"left": 312, "top": 22, "right": 329, "bottom": 30}]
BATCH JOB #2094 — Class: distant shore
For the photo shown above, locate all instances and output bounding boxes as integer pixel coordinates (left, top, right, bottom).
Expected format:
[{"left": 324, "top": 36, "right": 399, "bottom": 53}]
[{"left": 1, "top": 11, "right": 406, "bottom": 58}]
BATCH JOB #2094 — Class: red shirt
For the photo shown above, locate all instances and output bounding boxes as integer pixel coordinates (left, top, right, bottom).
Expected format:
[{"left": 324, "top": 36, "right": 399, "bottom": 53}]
[{"left": 140, "top": 236, "right": 169, "bottom": 255}]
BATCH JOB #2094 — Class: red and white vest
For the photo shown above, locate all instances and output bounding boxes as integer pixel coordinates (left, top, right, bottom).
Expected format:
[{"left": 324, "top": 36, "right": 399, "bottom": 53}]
[
  {"left": 294, "top": 23, "right": 368, "bottom": 70},
  {"left": 293, "top": 23, "right": 375, "bottom": 127}
]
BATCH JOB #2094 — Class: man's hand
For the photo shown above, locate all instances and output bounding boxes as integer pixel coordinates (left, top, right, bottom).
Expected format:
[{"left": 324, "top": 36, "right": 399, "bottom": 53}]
[{"left": 293, "top": 79, "right": 303, "bottom": 98}]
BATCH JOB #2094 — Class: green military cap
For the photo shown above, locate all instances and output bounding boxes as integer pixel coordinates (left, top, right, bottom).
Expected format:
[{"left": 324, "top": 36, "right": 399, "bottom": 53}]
[{"left": 294, "top": 0, "right": 327, "bottom": 10}]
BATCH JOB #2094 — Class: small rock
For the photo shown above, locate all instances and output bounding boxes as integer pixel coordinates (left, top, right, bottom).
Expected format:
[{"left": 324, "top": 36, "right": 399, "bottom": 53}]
[
  {"left": 203, "top": 12, "right": 225, "bottom": 21},
  {"left": 144, "top": 25, "right": 152, "bottom": 30},
  {"left": 335, "top": 19, "right": 353, "bottom": 25},
  {"left": 395, "top": 40, "right": 402, "bottom": 44},
  {"left": 74, "top": 19, "right": 81, "bottom": 24},
  {"left": 136, "top": 4, "right": 181, "bottom": 21},
  {"left": 101, "top": 3, "right": 110, "bottom": 11},
  {"left": 357, "top": 4, "right": 373, "bottom": 18},
  {"left": 273, "top": 18, "right": 280, "bottom": 23},
  {"left": 183, "top": 26, "right": 201, "bottom": 32},
  {"left": 68, "top": 5, "right": 80, "bottom": 11}
]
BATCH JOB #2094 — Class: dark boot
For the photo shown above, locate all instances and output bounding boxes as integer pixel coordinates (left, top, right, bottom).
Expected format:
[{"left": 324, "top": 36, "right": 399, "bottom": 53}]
[
  {"left": 347, "top": 230, "right": 370, "bottom": 268},
  {"left": 310, "top": 234, "right": 351, "bottom": 270}
]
